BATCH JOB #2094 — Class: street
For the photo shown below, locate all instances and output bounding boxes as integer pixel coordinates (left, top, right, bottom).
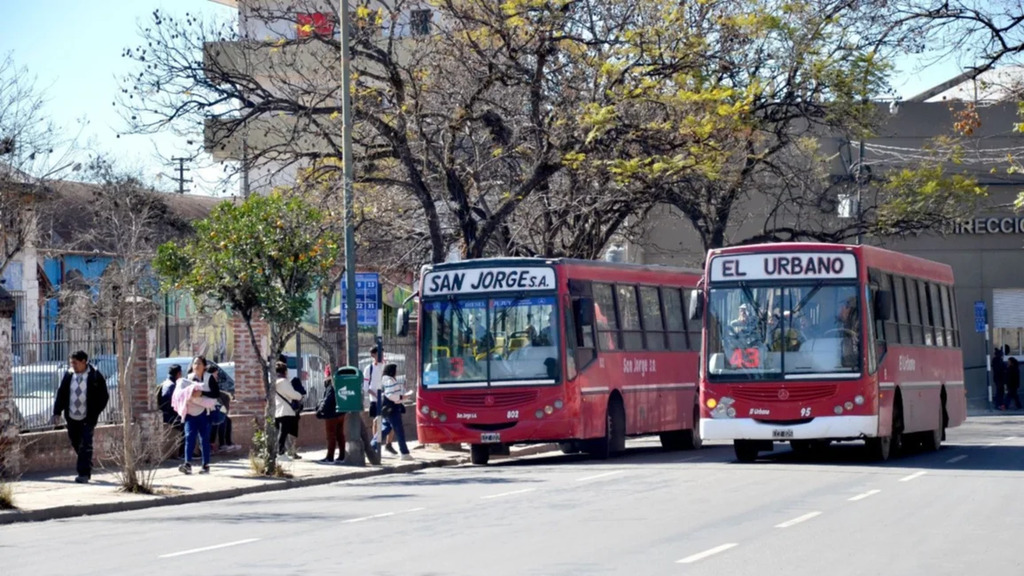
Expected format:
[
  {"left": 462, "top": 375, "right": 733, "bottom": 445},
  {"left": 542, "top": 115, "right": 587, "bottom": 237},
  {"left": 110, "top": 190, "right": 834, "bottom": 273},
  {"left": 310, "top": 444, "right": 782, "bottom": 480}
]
[{"left": 3, "top": 416, "right": 1024, "bottom": 575}]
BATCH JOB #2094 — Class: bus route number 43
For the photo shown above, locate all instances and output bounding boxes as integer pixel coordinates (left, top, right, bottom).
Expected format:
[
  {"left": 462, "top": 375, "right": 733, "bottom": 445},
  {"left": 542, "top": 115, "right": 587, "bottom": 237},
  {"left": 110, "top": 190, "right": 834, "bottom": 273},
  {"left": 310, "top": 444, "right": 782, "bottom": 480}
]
[{"left": 730, "top": 348, "right": 761, "bottom": 369}]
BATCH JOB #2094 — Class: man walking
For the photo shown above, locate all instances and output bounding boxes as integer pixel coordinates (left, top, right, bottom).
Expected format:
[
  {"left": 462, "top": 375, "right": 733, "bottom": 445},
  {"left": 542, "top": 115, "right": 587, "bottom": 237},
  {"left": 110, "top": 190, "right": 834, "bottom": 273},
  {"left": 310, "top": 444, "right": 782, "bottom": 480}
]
[{"left": 51, "top": 350, "right": 109, "bottom": 484}]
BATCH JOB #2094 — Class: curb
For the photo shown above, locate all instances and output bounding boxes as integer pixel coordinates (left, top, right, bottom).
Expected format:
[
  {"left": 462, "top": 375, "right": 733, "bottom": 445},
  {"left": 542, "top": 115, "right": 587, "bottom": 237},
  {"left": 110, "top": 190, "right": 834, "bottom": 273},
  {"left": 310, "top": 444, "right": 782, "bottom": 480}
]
[{"left": 0, "top": 443, "right": 560, "bottom": 525}]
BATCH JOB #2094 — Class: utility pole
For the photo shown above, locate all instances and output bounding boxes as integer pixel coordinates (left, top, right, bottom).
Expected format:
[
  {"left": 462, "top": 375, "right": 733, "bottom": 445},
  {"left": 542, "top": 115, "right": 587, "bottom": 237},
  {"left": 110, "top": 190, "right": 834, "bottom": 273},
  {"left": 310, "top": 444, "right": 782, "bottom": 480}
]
[
  {"left": 171, "top": 157, "right": 191, "bottom": 194},
  {"left": 340, "top": 2, "right": 358, "bottom": 368}
]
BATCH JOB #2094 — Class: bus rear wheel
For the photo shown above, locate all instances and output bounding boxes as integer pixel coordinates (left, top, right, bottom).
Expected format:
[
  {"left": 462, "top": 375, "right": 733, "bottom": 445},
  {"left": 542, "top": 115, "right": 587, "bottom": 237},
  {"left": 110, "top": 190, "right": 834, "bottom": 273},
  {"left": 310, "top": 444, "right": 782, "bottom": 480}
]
[
  {"left": 920, "top": 402, "right": 944, "bottom": 452},
  {"left": 559, "top": 441, "right": 581, "bottom": 454},
  {"left": 470, "top": 444, "right": 490, "bottom": 465},
  {"left": 734, "top": 440, "right": 759, "bottom": 463}
]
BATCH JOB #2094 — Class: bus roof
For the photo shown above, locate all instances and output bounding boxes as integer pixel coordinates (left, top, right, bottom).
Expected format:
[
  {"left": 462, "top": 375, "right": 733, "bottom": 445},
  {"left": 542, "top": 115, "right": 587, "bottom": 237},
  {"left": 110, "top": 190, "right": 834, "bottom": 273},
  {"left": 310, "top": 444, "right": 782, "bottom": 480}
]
[
  {"left": 423, "top": 257, "right": 703, "bottom": 277},
  {"left": 707, "top": 242, "right": 953, "bottom": 283}
]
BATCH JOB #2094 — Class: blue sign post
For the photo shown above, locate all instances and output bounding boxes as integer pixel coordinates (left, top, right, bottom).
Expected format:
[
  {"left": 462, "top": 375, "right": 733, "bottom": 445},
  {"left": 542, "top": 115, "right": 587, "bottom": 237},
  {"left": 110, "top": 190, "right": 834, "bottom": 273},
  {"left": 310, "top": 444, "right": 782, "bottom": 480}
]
[
  {"left": 974, "top": 300, "right": 987, "bottom": 333},
  {"left": 976, "top": 300, "right": 994, "bottom": 408},
  {"left": 341, "top": 272, "right": 380, "bottom": 326}
]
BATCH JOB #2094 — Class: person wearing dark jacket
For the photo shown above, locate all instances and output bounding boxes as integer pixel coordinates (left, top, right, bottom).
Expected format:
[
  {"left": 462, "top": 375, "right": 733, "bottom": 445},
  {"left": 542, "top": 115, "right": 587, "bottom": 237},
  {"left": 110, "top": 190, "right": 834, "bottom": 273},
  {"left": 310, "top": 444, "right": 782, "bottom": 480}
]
[
  {"left": 993, "top": 347, "right": 1007, "bottom": 410},
  {"left": 158, "top": 364, "right": 185, "bottom": 458},
  {"left": 51, "top": 350, "right": 109, "bottom": 484},
  {"left": 316, "top": 382, "right": 345, "bottom": 463},
  {"left": 1006, "top": 356, "right": 1022, "bottom": 410}
]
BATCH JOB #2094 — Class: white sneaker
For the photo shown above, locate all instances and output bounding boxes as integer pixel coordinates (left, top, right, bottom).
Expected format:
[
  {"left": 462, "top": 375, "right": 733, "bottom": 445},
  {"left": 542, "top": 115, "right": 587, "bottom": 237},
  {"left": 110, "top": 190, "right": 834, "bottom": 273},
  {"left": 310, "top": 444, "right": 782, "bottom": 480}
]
[
  {"left": 400, "top": 453, "right": 414, "bottom": 461},
  {"left": 278, "top": 454, "right": 290, "bottom": 461}
]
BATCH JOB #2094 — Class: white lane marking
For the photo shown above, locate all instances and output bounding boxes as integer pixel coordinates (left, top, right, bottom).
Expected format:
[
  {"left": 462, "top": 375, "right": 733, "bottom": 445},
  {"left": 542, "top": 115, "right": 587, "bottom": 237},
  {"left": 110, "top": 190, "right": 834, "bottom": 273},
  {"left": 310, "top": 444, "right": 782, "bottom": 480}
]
[
  {"left": 159, "top": 538, "right": 260, "bottom": 558},
  {"left": 344, "top": 512, "right": 395, "bottom": 523},
  {"left": 899, "top": 471, "right": 927, "bottom": 482},
  {"left": 576, "top": 470, "right": 626, "bottom": 482},
  {"left": 676, "top": 543, "right": 738, "bottom": 564},
  {"left": 774, "top": 511, "right": 822, "bottom": 528},
  {"left": 342, "top": 507, "right": 424, "bottom": 524},
  {"left": 848, "top": 489, "right": 881, "bottom": 502},
  {"left": 946, "top": 455, "right": 968, "bottom": 464},
  {"left": 481, "top": 488, "right": 536, "bottom": 499}
]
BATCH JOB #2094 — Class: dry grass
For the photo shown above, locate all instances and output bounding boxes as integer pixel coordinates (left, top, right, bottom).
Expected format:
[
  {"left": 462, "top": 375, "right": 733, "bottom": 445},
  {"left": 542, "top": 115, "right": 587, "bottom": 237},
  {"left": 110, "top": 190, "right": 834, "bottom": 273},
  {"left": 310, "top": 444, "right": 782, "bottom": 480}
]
[{"left": 0, "top": 480, "right": 14, "bottom": 510}]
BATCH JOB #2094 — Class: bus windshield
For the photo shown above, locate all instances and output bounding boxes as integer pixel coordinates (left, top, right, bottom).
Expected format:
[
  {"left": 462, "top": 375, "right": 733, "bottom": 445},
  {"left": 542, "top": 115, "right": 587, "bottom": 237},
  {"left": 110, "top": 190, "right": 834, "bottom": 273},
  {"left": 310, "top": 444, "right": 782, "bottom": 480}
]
[
  {"left": 706, "top": 283, "right": 861, "bottom": 381},
  {"left": 421, "top": 295, "right": 559, "bottom": 388}
]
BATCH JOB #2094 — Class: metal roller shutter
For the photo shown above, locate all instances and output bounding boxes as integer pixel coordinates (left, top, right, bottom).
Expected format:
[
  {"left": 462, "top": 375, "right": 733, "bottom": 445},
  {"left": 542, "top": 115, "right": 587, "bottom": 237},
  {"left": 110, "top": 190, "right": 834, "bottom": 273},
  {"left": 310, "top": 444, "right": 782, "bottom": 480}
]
[{"left": 993, "top": 289, "right": 1024, "bottom": 328}]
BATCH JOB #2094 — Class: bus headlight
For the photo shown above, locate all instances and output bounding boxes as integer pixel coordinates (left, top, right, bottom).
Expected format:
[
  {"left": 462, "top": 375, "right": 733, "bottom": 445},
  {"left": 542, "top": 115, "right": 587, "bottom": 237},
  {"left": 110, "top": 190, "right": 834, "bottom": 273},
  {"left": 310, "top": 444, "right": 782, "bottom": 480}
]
[
  {"left": 726, "top": 407, "right": 736, "bottom": 418},
  {"left": 421, "top": 405, "right": 430, "bottom": 415},
  {"left": 554, "top": 400, "right": 563, "bottom": 410},
  {"left": 439, "top": 414, "right": 447, "bottom": 422},
  {"left": 430, "top": 410, "right": 439, "bottom": 419},
  {"left": 834, "top": 405, "right": 844, "bottom": 415},
  {"left": 706, "top": 398, "right": 718, "bottom": 409},
  {"left": 854, "top": 395, "right": 865, "bottom": 406},
  {"left": 544, "top": 405, "right": 554, "bottom": 415},
  {"left": 844, "top": 401, "right": 854, "bottom": 411},
  {"left": 535, "top": 410, "right": 545, "bottom": 419}
]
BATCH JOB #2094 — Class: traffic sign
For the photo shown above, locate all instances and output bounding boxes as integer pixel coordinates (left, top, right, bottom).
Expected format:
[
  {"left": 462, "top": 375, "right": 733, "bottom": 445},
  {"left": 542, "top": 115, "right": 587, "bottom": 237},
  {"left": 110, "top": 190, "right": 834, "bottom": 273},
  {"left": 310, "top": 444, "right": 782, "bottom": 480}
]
[
  {"left": 341, "top": 272, "right": 380, "bottom": 326},
  {"left": 975, "top": 300, "right": 986, "bottom": 333}
]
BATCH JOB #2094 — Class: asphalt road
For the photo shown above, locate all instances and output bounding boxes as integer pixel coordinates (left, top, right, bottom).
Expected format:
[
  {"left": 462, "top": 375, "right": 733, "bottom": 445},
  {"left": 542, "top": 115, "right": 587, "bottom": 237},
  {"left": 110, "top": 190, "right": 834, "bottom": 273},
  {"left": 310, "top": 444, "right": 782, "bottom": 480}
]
[{"left": 3, "top": 415, "right": 1024, "bottom": 576}]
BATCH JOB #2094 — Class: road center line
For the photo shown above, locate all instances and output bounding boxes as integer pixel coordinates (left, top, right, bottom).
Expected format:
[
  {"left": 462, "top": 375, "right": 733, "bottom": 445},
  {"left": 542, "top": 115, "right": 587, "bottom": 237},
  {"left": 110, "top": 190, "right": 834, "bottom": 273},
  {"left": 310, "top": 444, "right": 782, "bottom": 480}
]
[
  {"left": 775, "top": 511, "right": 822, "bottom": 528},
  {"left": 676, "top": 543, "right": 738, "bottom": 564},
  {"left": 481, "top": 488, "right": 536, "bottom": 499},
  {"left": 159, "top": 538, "right": 260, "bottom": 558},
  {"left": 946, "top": 455, "right": 968, "bottom": 464},
  {"left": 848, "top": 489, "right": 881, "bottom": 502},
  {"left": 344, "top": 512, "right": 396, "bottom": 523},
  {"left": 898, "top": 471, "right": 927, "bottom": 482},
  {"left": 577, "top": 470, "right": 626, "bottom": 482}
]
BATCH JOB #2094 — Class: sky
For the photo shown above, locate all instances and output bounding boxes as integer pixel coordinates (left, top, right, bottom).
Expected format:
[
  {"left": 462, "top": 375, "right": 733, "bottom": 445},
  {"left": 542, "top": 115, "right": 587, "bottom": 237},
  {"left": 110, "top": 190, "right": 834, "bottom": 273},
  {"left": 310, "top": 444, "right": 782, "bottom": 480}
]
[
  {"left": 0, "top": 0, "right": 237, "bottom": 195},
  {"left": 0, "top": 0, "right": 971, "bottom": 197}
]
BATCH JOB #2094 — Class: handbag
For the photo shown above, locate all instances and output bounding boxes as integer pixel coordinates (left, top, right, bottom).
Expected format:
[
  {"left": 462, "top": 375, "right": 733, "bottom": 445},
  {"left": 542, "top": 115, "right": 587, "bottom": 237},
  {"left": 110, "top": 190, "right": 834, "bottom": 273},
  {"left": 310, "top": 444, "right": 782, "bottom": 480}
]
[
  {"left": 277, "top": 391, "right": 304, "bottom": 414},
  {"left": 210, "top": 404, "right": 227, "bottom": 426}
]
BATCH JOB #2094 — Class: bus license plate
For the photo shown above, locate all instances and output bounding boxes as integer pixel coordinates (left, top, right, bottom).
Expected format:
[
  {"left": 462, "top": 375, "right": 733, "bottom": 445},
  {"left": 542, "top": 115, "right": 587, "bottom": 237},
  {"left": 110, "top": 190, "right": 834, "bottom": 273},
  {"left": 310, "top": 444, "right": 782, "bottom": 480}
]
[
  {"left": 480, "top": 433, "right": 501, "bottom": 443},
  {"left": 772, "top": 429, "right": 794, "bottom": 439}
]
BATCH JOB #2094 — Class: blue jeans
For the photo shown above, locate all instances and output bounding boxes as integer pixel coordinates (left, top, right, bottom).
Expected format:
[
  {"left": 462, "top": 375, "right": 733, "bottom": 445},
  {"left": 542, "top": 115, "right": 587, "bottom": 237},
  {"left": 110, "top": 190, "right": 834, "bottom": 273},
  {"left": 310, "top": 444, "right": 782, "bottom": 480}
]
[
  {"left": 380, "top": 405, "right": 409, "bottom": 455},
  {"left": 184, "top": 411, "right": 212, "bottom": 466}
]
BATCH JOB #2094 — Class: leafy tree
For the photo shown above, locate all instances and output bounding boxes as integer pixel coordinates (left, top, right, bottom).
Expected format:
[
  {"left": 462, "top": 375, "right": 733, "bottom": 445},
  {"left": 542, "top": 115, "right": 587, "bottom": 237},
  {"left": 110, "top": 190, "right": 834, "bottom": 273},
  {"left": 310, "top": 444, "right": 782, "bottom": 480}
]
[{"left": 153, "top": 191, "right": 340, "bottom": 474}]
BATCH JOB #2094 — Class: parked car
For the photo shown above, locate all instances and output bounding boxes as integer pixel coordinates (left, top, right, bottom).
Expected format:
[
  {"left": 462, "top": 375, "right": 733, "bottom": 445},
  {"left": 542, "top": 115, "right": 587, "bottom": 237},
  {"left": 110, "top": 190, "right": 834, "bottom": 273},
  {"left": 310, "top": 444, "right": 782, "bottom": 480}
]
[
  {"left": 11, "top": 356, "right": 121, "bottom": 431},
  {"left": 155, "top": 356, "right": 236, "bottom": 393}
]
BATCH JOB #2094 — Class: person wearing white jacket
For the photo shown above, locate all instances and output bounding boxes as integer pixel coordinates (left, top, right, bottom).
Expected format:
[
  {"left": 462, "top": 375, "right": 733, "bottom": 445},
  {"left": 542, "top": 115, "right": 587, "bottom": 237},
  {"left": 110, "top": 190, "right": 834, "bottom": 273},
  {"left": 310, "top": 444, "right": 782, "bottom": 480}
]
[
  {"left": 377, "top": 363, "right": 412, "bottom": 460},
  {"left": 274, "top": 361, "right": 304, "bottom": 459}
]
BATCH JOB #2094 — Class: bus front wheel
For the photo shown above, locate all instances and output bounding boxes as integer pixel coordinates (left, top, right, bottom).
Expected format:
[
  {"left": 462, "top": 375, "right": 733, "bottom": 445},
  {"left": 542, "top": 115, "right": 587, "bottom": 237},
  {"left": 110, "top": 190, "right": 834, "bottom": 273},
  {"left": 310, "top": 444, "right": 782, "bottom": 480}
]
[
  {"left": 734, "top": 440, "right": 759, "bottom": 463},
  {"left": 587, "top": 398, "right": 626, "bottom": 459},
  {"left": 470, "top": 444, "right": 490, "bottom": 465}
]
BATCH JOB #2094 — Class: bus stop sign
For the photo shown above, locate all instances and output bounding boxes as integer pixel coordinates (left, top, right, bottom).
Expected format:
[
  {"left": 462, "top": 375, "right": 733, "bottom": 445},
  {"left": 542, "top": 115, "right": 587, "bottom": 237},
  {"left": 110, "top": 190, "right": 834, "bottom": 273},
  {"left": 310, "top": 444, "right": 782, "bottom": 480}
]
[
  {"left": 334, "top": 366, "right": 363, "bottom": 413},
  {"left": 975, "top": 300, "right": 986, "bottom": 333}
]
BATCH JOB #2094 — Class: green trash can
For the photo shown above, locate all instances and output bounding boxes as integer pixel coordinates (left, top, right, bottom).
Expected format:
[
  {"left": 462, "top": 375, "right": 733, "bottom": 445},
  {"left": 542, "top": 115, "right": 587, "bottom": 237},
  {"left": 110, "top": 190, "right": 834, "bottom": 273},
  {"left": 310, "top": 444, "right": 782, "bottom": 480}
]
[{"left": 334, "top": 366, "right": 364, "bottom": 413}]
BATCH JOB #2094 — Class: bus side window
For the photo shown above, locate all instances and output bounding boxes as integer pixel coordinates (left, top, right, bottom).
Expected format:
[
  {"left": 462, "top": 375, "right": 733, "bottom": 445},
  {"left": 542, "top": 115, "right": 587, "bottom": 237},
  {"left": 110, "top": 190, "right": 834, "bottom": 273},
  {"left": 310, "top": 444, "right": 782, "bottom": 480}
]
[
  {"left": 564, "top": 295, "right": 578, "bottom": 380},
  {"left": 572, "top": 296, "right": 597, "bottom": 371}
]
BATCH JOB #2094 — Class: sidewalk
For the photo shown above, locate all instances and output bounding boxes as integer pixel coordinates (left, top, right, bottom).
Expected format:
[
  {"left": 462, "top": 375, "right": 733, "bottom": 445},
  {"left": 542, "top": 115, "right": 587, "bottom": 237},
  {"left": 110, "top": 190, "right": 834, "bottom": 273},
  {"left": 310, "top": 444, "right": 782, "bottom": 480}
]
[{"left": 0, "top": 442, "right": 557, "bottom": 525}]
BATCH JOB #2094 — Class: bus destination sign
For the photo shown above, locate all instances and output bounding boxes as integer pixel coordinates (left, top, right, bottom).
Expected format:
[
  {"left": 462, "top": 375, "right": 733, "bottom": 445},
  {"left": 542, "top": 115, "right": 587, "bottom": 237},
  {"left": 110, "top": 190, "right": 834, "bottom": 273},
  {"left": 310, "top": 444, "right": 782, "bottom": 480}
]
[
  {"left": 710, "top": 253, "right": 857, "bottom": 282},
  {"left": 423, "top": 267, "right": 557, "bottom": 296}
]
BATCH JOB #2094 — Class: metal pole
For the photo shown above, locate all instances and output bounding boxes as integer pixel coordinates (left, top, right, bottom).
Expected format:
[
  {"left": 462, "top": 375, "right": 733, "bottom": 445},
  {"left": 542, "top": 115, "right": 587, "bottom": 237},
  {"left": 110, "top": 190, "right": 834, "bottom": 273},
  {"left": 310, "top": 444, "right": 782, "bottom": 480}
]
[
  {"left": 164, "top": 292, "right": 170, "bottom": 357},
  {"left": 340, "top": 0, "right": 358, "bottom": 367},
  {"left": 856, "top": 137, "right": 864, "bottom": 245}
]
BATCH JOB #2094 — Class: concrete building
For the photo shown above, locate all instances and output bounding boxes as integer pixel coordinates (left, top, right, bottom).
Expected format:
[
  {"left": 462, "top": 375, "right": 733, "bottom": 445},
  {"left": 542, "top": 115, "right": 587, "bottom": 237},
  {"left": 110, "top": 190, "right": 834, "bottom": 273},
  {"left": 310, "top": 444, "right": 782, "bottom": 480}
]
[{"left": 640, "top": 69, "right": 1024, "bottom": 409}]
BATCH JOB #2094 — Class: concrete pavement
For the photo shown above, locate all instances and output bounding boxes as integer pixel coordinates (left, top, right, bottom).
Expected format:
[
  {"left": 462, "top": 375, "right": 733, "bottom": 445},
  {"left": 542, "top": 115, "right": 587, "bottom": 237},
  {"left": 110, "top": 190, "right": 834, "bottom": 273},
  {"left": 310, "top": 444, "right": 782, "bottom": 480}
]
[{"left": 0, "top": 441, "right": 558, "bottom": 525}]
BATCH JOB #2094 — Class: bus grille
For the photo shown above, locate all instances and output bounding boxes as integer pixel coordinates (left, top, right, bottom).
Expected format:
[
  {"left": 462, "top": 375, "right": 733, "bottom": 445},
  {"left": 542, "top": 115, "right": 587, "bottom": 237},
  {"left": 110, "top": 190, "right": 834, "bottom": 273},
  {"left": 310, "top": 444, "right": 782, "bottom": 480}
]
[
  {"left": 443, "top": 391, "right": 539, "bottom": 408},
  {"left": 732, "top": 385, "right": 837, "bottom": 402}
]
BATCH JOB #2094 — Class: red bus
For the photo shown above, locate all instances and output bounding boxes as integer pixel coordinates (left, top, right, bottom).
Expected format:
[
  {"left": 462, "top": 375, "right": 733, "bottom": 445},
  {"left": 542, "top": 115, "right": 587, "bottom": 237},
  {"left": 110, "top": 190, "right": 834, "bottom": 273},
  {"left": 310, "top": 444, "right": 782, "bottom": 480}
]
[
  {"left": 694, "top": 243, "right": 966, "bottom": 462},
  {"left": 411, "top": 258, "right": 703, "bottom": 464}
]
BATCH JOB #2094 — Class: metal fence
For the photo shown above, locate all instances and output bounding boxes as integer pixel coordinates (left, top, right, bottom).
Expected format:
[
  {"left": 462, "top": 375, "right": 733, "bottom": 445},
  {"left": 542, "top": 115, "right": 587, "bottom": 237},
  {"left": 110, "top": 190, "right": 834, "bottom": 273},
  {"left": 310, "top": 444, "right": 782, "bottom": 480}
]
[{"left": 11, "top": 326, "right": 120, "bottom": 433}]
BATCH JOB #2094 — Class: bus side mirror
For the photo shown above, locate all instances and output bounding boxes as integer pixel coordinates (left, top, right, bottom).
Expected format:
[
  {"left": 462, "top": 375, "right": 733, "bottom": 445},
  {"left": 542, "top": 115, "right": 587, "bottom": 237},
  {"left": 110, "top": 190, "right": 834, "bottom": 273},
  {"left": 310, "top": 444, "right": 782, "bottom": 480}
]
[
  {"left": 875, "top": 290, "right": 892, "bottom": 322},
  {"left": 688, "top": 290, "right": 704, "bottom": 321},
  {"left": 396, "top": 308, "right": 410, "bottom": 337}
]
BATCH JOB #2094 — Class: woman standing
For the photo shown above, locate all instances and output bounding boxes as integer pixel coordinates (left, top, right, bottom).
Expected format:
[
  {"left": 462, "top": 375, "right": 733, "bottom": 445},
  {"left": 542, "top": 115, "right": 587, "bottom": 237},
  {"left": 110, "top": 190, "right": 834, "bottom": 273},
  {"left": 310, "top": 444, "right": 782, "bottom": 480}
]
[
  {"left": 316, "top": 379, "right": 345, "bottom": 463},
  {"left": 274, "top": 361, "right": 304, "bottom": 459},
  {"left": 173, "top": 356, "right": 220, "bottom": 474},
  {"left": 378, "top": 363, "right": 412, "bottom": 461}
]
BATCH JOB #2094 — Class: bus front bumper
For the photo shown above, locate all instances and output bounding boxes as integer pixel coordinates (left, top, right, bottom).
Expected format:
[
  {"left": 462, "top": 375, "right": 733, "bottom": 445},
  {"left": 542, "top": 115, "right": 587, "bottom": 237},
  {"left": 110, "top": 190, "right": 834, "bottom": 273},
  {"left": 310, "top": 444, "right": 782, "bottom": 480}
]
[{"left": 701, "top": 415, "right": 879, "bottom": 441}]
